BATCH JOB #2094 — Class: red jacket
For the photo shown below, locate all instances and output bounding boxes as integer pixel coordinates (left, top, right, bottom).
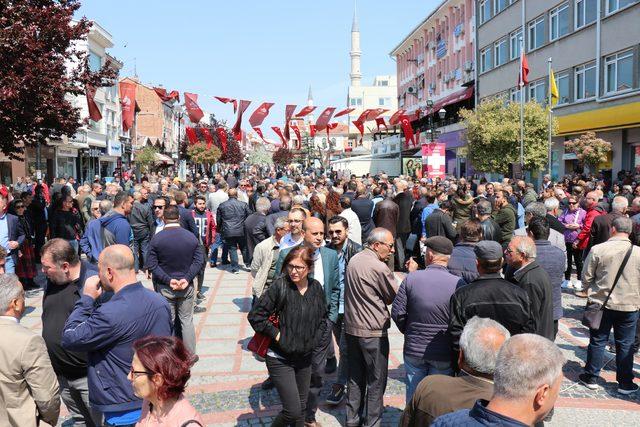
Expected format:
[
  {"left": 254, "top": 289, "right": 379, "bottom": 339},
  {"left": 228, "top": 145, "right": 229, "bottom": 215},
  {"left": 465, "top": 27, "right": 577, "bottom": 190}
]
[
  {"left": 192, "top": 209, "right": 216, "bottom": 247},
  {"left": 576, "top": 206, "right": 605, "bottom": 250}
]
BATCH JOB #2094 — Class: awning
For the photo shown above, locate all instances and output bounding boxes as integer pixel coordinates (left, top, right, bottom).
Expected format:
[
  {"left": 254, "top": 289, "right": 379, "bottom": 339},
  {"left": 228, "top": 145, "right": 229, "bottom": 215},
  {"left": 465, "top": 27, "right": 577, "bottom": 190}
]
[
  {"left": 556, "top": 101, "right": 640, "bottom": 136},
  {"left": 432, "top": 86, "right": 474, "bottom": 112},
  {"left": 154, "top": 153, "right": 174, "bottom": 165}
]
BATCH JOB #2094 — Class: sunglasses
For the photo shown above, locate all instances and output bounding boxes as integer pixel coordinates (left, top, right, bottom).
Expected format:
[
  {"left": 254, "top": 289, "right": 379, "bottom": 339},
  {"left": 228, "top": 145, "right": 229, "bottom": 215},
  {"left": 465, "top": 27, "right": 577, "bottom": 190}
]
[
  {"left": 153, "top": 205, "right": 165, "bottom": 210},
  {"left": 15, "top": 205, "right": 24, "bottom": 209}
]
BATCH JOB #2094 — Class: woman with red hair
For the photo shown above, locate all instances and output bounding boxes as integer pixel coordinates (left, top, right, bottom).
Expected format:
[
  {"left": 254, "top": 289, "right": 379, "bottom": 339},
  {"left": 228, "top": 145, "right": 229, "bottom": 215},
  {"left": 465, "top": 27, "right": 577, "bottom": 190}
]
[{"left": 128, "top": 336, "right": 203, "bottom": 426}]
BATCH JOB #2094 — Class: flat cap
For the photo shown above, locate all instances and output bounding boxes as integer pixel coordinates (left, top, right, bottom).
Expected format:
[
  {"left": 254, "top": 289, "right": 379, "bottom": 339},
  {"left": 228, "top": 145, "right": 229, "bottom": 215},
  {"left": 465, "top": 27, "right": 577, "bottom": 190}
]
[
  {"left": 425, "top": 236, "right": 453, "bottom": 255},
  {"left": 474, "top": 240, "right": 503, "bottom": 260}
]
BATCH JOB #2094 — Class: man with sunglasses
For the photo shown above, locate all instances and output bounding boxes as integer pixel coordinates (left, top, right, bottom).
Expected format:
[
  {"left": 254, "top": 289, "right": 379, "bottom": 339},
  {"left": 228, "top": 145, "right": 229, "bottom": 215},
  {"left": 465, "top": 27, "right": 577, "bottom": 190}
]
[{"left": 149, "top": 197, "right": 168, "bottom": 236}]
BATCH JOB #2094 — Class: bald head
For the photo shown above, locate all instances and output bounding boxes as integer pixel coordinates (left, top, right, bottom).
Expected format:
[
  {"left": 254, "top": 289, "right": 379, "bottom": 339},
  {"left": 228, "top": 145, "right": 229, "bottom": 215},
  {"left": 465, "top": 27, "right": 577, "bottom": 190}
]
[
  {"left": 100, "top": 245, "right": 135, "bottom": 272},
  {"left": 303, "top": 217, "right": 325, "bottom": 248}
]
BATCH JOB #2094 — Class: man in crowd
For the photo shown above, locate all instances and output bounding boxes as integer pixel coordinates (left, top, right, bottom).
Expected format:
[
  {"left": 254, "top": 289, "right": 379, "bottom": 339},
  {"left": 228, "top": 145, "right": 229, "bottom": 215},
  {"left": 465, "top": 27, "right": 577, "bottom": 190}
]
[
  {"left": 216, "top": 188, "right": 251, "bottom": 273},
  {"left": 544, "top": 197, "right": 566, "bottom": 234},
  {"left": 433, "top": 334, "right": 564, "bottom": 427},
  {"left": 207, "top": 180, "right": 229, "bottom": 214},
  {"left": 476, "top": 199, "right": 501, "bottom": 243},
  {"left": 447, "top": 219, "right": 482, "bottom": 283},
  {"left": 98, "top": 191, "right": 134, "bottom": 247},
  {"left": 62, "top": 245, "right": 172, "bottom": 427},
  {"left": 80, "top": 200, "right": 113, "bottom": 264},
  {"left": 147, "top": 205, "right": 204, "bottom": 353},
  {"left": 325, "top": 215, "right": 363, "bottom": 406},
  {"left": 514, "top": 202, "right": 567, "bottom": 262},
  {"left": 392, "top": 236, "right": 464, "bottom": 401},
  {"left": 192, "top": 195, "right": 215, "bottom": 308},
  {"left": 394, "top": 180, "right": 413, "bottom": 268},
  {"left": 251, "top": 216, "right": 289, "bottom": 302},
  {"left": 400, "top": 317, "right": 510, "bottom": 426},
  {"left": 265, "top": 195, "right": 291, "bottom": 236},
  {"left": 82, "top": 183, "right": 103, "bottom": 223},
  {"left": 244, "top": 197, "right": 270, "bottom": 265},
  {"left": 0, "top": 274, "right": 60, "bottom": 427},
  {"left": 0, "top": 191, "right": 25, "bottom": 274},
  {"left": 344, "top": 228, "right": 398, "bottom": 427},
  {"left": 40, "top": 239, "right": 100, "bottom": 426},
  {"left": 150, "top": 196, "right": 167, "bottom": 236},
  {"left": 279, "top": 207, "right": 307, "bottom": 250},
  {"left": 492, "top": 189, "right": 516, "bottom": 248},
  {"left": 580, "top": 217, "right": 640, "bottom": 394},
  {"left": 174, "top": 191, "right": 199, "bottom": 240},
  {"left": 129, "top": 188, "right": 154, "bottom": 273},
  {"left": 587, "top": 195, "right": 628, "bottom": 250},
  {"left": 350, "top": 184, "right": 375, "bottom": 243},
  {"left": 574, "top": 191, "right": 605, "bottom": 260},
  {"left": 424, "top": 200, "right": 457, "bottom": 244},
  {"left": 339, "top": 194, "right": 363, "bottom": 245}
]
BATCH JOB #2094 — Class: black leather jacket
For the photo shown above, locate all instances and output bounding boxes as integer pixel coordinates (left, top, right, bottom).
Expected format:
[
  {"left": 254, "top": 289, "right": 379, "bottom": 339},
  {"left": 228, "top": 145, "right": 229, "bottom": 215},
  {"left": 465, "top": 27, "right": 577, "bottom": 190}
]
[
  {"left": 480, "top": 218, "right": 502, "bottom": 243},
  {"left": 216, "top": 197, "right": 251, "bottom": 238},
  {"left": 327, "top": 238, "right": 363, "bottom": 265}
]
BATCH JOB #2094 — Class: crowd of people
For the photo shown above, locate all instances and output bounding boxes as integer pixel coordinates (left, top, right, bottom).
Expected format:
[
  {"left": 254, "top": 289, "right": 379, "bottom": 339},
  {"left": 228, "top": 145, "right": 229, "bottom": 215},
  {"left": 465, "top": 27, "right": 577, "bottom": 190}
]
[{"left": 0, "top": 167, "right": 639, "bottom": 427}]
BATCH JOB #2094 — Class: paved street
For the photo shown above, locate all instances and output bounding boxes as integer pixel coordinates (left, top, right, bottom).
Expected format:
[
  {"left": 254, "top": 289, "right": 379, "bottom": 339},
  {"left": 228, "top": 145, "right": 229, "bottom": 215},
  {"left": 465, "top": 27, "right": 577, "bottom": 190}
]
[{"left": 20, "top": 264, "right": 640, "bottom": 426}]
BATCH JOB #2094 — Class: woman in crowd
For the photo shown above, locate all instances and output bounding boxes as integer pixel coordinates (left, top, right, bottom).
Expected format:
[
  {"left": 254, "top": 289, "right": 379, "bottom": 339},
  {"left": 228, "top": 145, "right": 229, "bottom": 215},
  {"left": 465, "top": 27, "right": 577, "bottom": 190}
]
[
  {"left": 129, "top": 335, "right": 203, "bottom": 426},
  {"left": 309, "top": 194, "right": 327, "bottom": 225},
  {"left": 451, "top": 184, "right": 473, "bottom": 229},
  {"left": 558, "top": 195, "right": 586, "bottom": 289},
  {"left": 50, "top": 194, "right": 83, "bottom": 253},
  {"left": 248, "top": 246, "right": 327, "bottom": 427},
  {"left": 13, "top": 199, "right": 37, "bottom": 290}
]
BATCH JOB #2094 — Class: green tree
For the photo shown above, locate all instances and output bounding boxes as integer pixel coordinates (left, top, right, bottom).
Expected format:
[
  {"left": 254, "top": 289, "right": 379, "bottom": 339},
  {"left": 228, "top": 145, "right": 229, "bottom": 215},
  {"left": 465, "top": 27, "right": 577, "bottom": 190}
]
[
  {"left": 564, "top": 131, "right": 611, "bottom": 172},
  {"left": 272, "top": 147, "right": 294, "bottom": 167},
  {"left": 187, "top": 142, "right": 221, "bottom": 167},
  {"left": 135, "top": 146, "right": 157, "bottom": 173},
  {"left": 460, "top": 98, "right": 557, "bottom": 175},
  {"left": 245, "top": 146, "right": 273, "bottom": 166}
]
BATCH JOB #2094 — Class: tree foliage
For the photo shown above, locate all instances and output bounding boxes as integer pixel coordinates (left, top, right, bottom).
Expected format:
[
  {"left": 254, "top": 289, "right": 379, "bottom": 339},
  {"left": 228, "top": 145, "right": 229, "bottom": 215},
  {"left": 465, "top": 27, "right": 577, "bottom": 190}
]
[
  {"left": 0, "top": 0, "right": 117, "bottom": 158},
  {"left": 135, "top": 146, "right": 158, "bottom": 172},
  {"left": 564, "top": 131, "right": 611, "bottom": 171},
  {"left": 179, "top": 115, "right": 244, "bottom": 165},
  {"left": 272, "top": 147, "right": 294, "bottom": 167},
  {"left": 187, "top": 142, "right": 221, "bottom": 166},
  {"left": 460, "top": 98, "right": 557, "bottom": 174},
  {"left": 245, "top": 146, "right": 273, "bottom": 166}
]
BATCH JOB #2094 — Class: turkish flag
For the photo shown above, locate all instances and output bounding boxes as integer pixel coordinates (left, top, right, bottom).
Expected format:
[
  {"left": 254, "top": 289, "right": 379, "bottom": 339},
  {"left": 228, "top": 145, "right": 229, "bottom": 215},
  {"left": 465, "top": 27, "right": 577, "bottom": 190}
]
[
  {"left": 366, "top": 108, "right": 388, "bottom": 121},
  {"left": 375, "top": 117, "right": 387, "bottom": 132},
  {"left": 399, "top": 115, "right": 415, "bottom": 148},
  {"left": 518, "top": 51, "right": 530, "bottom": 86},
  {"left": 119, "top": 81, "right": 136, "bottom": 132},
  {"left": 215, "top": 127, "right": 228, "bottom": 153},
  {"left": 290, "top": 123, "right": 302, "bottom": 148},
  {"left": 249, "top": 102, "right": 274, "bottom": 128},
  {"left": 200, "top": 128, "right": 214, "bottom": 149},
  {"left": 334, "top": 107, "right": 355, "bottom": 117},
  {"left": 283, "top": 104, "right": 297, "bottom": 141},
  {"left": 309, "top": 124, "right": 316, "bottom": 137},
  {"left": 389, "top": 109, "right": 406, "bottom": 126},
  {"left": 253, "top": 127, "right": 267, "bottom": 143},
  {"left": 356, "top": 109, "right": 372, "bottom": 123},
  {"left": 86, "top": 86, "right": 102, "bottom": 122},
  {"left": 326, "top": 122, "right": 339, "bottom": 143},
  {"left": 295, "top": 106, "right": 316, "bottom": 117},
  {"left": 185, "top": 127, "right": 199, "bottom": 145},
  {"left": 154, "top": 88, "right": 179, "bottom": 102},
  {"left": 184, "top": 92, "right": 204, "bottom": 123},
  {"left": 271, "top": 126, "right": 287, "bottom": 147},
  {"left": 232, "top": 100, "right": 251, "bottom": 136},
  {"left": 353, "top": 120, "right": 364, "bottom": 145},
  {"left": 315, "top": 107, "right": 336, "bottom": 131},
  {"left": 214, "top": 96, "right": 238, "bottom": 113}
]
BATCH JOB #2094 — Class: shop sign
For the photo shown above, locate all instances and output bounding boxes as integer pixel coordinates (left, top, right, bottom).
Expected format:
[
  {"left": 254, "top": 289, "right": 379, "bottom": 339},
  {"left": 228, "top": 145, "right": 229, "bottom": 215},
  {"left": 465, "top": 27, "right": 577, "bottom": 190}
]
[
  {"left": 57, "top": 147, "right": 78, "bottom": 157},
  {"left": 107, "top": 139, "right": 122, "bottom": 157}
]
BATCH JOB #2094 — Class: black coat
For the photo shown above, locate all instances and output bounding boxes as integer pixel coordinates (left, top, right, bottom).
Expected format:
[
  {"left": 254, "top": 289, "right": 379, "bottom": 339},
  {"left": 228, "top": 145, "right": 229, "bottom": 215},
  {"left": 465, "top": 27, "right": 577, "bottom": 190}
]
[
  {"left": 448, "top": 273, "right": 535, "bottom": 352},
  {"left": 424, "top": 209, "right": 457, "bottom": 243},
  {"left": 178, "top": 206, "right": 199, "bottom": 240},
  {"left": 351, "top": 197, "right": 375, "bottom": 241},
  {"left": 447, "top": 242, "right": 479, "bottom": 283},
  {"left": 244, "top": 213, "right": 268, "bottom": 262},
  {"left": 394, "top": 191, "right": 413, "bottom": 235},
  {"left": 217, "top": 198, "right": 251, "bottom": 238},
  {"left": 505, "top": 261, "right": 555, "bottom": 341},
  {"left": 410, "top": 197, "right": 429, "bottom": 235},
  {"left": 480, "top": 218, "right": 502, "bottom": 243}
]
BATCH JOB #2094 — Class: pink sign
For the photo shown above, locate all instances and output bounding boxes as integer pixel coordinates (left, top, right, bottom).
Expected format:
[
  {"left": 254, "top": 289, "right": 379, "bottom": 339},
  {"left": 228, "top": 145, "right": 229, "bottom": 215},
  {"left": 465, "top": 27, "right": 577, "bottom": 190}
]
[{"left": 422, "top": 143, "right": 446, "bottom": 179}]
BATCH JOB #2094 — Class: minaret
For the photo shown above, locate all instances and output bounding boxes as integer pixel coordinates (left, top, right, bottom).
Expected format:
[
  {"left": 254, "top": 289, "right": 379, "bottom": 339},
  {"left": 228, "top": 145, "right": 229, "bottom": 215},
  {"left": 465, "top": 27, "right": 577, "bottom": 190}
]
[
  {"left": 350, "top": 1, "right": 362, "bottom": 87},
  {"left": 307, "top": 85, "right": 315, "bottom": 124}
]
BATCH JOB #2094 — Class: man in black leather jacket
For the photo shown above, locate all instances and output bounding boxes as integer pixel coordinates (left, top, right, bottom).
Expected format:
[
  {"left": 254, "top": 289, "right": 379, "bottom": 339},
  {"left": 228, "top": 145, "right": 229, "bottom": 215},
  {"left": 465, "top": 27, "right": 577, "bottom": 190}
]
[
  {"left": 216, "top": 188, "right": 251, "bottom": 273},
  {"left": 477, "top": 199, "right": 501, "bottom": 243}
]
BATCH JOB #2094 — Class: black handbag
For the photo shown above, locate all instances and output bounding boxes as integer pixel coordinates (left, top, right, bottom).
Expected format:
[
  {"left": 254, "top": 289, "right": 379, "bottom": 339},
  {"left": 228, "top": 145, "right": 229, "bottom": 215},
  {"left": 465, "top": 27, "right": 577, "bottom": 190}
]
[{"left": 582, "top": 244, "right": 633, "bottom": 330}]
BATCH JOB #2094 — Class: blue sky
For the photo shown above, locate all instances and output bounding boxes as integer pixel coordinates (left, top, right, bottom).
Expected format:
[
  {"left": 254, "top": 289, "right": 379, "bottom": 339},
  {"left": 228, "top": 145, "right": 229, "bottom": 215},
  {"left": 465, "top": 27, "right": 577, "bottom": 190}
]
[{"left": 77, "top": 0, "right": 440, "bottom": 131}]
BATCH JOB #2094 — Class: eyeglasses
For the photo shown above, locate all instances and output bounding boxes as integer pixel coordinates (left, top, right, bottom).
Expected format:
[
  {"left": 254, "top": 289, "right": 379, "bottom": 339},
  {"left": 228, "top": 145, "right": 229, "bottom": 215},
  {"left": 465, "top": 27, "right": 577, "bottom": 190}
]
[
  {"left": 129, "top": 366, "right": 152, "bottom": 378},
  {"left": 379, "top": 242, "right": 394, "bottom": 249},
  {"left": 286, "top": 264, "right": 308, "bottom": 272},
  {"left": 569, "top": 201, "right": 578, "bottom": 205},
  {"left": 15, "top": 205, "right": 24, "bottom": 209},
  {"left": 92, "top": 207, "right": 100, "bottom": 211},
  {"left": 153, "top": 205, "right": 165, "bottom": 210}
]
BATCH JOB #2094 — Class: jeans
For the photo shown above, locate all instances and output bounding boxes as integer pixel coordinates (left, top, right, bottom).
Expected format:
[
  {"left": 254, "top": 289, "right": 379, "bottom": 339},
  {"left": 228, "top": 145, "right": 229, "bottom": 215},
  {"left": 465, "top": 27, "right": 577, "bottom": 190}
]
[
  {"left": 584, "top": 308, "right": 639, "bottom": 386},
  {"left": 196, "top": 244, "right": 207, "bottom": 293},
  {"left": 209, "top": 234, "right": 228, "bottom": 264},
  {"left": 266, "top": 355, "right": 312, "bottom": 427},
  {"left": 332, "top": 314, "right": 349, "bottom": 386},
  {"left": 158, "top": 284, "right": 196, "bottom": 354},
  {"left": 403, "top": 355, "right": 453, "bottom": 402},
  {"left": 565, "top": 243, "right": 583, "bottom": 280},
  {"left": 5, "top": 254, "right": 15, "bottom": 274},
  {"left": 132, "top": 235, "right": 150, "bottom": 273},
  {"left": 346, "top": 335, "right": 389, "bottom": 427},
  {"left": 58, "top": 375, "right": 101, "bottom": 427},
  {"left": 225, "top": 235, "right": 247, "bottom": 269}
]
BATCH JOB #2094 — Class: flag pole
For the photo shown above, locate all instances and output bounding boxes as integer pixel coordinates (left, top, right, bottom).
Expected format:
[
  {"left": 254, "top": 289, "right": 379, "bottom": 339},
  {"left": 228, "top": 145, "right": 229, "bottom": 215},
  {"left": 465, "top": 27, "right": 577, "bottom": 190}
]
[
  {"left": 519, "top": 37, "right": 524, "bottom": 172},
  {"left": 547, "top": 57, "right": 553, "bottom": 178}
]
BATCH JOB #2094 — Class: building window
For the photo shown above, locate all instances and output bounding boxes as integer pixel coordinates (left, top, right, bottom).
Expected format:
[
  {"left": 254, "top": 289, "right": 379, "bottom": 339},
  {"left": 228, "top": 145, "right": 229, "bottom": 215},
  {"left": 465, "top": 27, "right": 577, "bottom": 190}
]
[
  {"left": 607, "top": 0, "right": 637, "bottom": 14},
  {"left": 479, "top": 0, "right": 492, "bottom": 24},
  {"left": 575, "top": 61, "right": 596, "bottom": 100},
  {"left": 378, "top": 97, "right": 391, "bottom": 106},
  {"left": 480, "top": 46, "right": 493, "bottom": 73},
  {"left": 88, "top": 51, "right": 102, "bottom": 72},
  {"left": 550, "top": 3, "right": 570, "bottom": 40},
  {"left": 350, "top": 97, "right": 363, "bottom": 106},
  {"left": 378, "top": 80, "right": 389, "bottom": 86},
  {"left": 510, "top": 87, "right": 522, "bottom": 102},
  {"left": 528, "top": 16, "right": 545, "bottom": 51},
  {"left": 494, "top": 38, "right": 508, "bottom": 67},
  {"left": 605, "top": 50, "right": 634, "bottom": 94},
  {"left": 528, "top": 79, "right": 546, "bottom": 104},
  {"left": 575, "top": 0, "right": 597, "bottom": 29},
  {"left": 494, "top": 0, "right": 510, "bottom": 14},
  {"left": 510, "top": 28, "right": 523, "bottom": 60},
  {"left": 555, "top": 72, "right": 571, "bottom": 105}
]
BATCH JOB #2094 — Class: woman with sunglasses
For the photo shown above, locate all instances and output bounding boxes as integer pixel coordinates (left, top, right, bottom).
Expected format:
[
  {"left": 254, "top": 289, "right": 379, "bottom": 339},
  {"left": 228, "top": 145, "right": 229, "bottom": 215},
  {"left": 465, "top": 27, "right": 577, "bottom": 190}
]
[
  {"left": 248, "top": 246, "right": 327, "bottom": 427},
  {"left": 12, "top": 200, "right": 37, "bottom": 289},
  {"left": 128, "top": 335, "right": 203, "bottom": 427},
  {"left": 558, "top": 197, "right": 586, "bottom": 289}
]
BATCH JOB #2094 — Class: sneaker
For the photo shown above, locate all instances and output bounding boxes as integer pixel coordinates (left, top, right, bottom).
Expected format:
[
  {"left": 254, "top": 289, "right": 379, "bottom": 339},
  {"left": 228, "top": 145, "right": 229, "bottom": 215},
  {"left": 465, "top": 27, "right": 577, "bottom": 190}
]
[
  {"left": 261, "top": 377, "right": 274, "bottom": 390},
  {"left": 618, "top": 383, "right": 639, "bottom": 395},
  {"left": 325, "top": 357, "right": 337, "bottom": 374},
  {"left": 325, "top": 384, "right": 345, "bottom": 405},
  {"left": 573, "top": 279, "right": 583, "bottom": 290},
  {"left": 561, "top": 279, "right": 571, "bottom": 289},
  {"left": 197, "top": 291, "right": 205, "bottom": 301},
  {"left": 194, "top": 306, "right": 206, "bottom": 314},
  {"left": 579, "top": 373, "right": 599, "bottom": 390},
  {"left": 209, "top": 261, "right": 216, "bottom": 268},
  {"left": 231, "top": 269, "right": 239, "bottom": 274}
]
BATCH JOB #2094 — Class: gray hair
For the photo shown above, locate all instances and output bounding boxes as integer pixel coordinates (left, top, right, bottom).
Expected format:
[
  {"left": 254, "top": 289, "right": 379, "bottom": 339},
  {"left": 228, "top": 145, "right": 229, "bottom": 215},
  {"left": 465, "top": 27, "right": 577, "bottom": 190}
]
[
  {"left": 512, "top": 235, "right": 537, "bottom": 259},
  {"left": 493, "top": 334, "right": 565, "bottom": 399},
  {"left": 99, "top": 199, "right": 113, "bottom": 215},
  {"left": 524, "top": 202, "right": 546, "bottom": 218},
  {"left": 0, "top": 274, "right": 23, "bottom": 314},
  {"left": 460, "top": 316, "right": 511, "bottom": 375},
  {"left": 544, "top": 197, "right": 559, "bottom": 212},
  {"left": 256, "top": 197, "right": 271, "bottom": 214},
  {"left": 611, "top": 196, "right": 629, "bottom": 213},
  {"left": 292, "top": 194, "right": 306, "bottom": 206},
  {"left": 365, "top": 228, "right": 391, "bottom": 247},
  {"left": 274, "top": 216, "right": 288, "bottom": 230},
  {"left": 612, "top": 216, "right": 633, "bottom": 234}
]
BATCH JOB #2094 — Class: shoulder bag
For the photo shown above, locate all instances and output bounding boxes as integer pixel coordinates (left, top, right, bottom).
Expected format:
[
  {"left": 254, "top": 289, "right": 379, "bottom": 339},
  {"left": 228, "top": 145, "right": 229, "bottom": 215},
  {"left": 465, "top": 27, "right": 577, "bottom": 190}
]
[
  {"left": 247, "top": 280, "right": 286, "bottom": 358},
  {"left": 582, "top": 244, "right": 633, "bottom": 330}
]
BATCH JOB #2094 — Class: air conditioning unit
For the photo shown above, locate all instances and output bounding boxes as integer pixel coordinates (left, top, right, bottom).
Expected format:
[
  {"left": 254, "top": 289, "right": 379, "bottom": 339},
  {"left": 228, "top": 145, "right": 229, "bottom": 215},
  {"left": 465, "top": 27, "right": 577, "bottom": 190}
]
[
  {"left": 407, "top": 86, "right": 417, "bottom": 95},
  {"left": 464, "top": 61, "right": 474, "bottom": 71}
]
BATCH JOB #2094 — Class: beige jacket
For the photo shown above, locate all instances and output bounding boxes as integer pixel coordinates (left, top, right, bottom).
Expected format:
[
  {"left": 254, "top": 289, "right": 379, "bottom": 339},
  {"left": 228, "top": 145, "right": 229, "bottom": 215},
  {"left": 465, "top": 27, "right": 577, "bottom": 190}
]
[
  {"left": 251, "top": 236, "right": 281, "bottom": 297},
  {"left": 583, "top": 236, "right": 640, "bottom": 312},
  {"left": 0, "top": 317, "right": 60, "bottom": 427}
]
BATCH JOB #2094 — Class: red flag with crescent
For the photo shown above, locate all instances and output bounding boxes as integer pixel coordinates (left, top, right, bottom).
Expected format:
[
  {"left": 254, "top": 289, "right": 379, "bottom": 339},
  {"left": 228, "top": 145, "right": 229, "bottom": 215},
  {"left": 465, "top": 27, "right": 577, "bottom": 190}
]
[
  {"left": 271, "top": 126, "right": 287, "bottom": 147},
  {"left": 185, "top": 127, "right": 199, "bottom": 145},
  {"left": 309, "top": 124, "right": 316, "bottom": 137},
  {"left": 389, "top": 109, "right": 406, "bottom": 126},
  {"left": 353, "top": 120, "right": 364, "bottom": 145},
  {"left": 215, "top": 127, "right": 228, "bottom": 153},
  {"left": 253, "top": 127, "right": 267, "bottom": 143},
  {"left": 315, "top": 107, "right": 336, "bottom": 131},
  {"left": 334, "top": 107, "right": 355, "bottom": 117},
  {"left": 249, "top": 102, "right": 274, "bottom": 128},
  {"left": 295, "top": 106, "right": 316, "bottom": 117},
  {"left": 154, "top": 88, "right": 179, "bottom": 102},
  {"left": 119, "top": 81, "right": 136, "bottom": 132},
  {"left": 184, "top": 92, "right": 204, "bottom": 123},
  {"left": 356, "top": 109, "right": 372, "bottom": 123},
  {"left": 290, "top": 123, "right": 302, "bottom": 148},
  {"left": 375, "top": 117, "right": 387, "bottom": 132},
  {"left": 200, "top": 128, "right": 214, "bottom": 149},
  {"left": 399, "top": 115, "right": 415, "bottom": 147},
  {"left": 283, "top": 104, "right": 297, "bottom": 141},
  {"left": 214, "top": 96, "right": 238, "bottom": 113},
  {"left": 86, "top": 85, "right": 102, "bottom": 122},
  {"left": 326, "top": 122, "right": 339, "bottom": 142},
  {"left": 232, "top": 100, "right": 251, "bottom": 136},
  {"left": 366, "top": 108, "right": 388, "bottom": 121}
]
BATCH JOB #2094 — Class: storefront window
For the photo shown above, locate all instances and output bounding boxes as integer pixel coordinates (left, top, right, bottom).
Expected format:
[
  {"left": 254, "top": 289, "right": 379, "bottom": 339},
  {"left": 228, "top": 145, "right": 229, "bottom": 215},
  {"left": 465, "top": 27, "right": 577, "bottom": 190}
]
[{"left": 56, "top": 157, "right": 76, "bottom": 179}]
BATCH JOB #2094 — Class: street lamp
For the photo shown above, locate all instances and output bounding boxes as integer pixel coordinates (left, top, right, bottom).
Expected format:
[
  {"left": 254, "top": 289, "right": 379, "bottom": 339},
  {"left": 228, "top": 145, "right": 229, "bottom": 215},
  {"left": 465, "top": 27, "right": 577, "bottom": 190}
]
[{"left": 438, "top": 108, "right": 446, "bottom": 120}]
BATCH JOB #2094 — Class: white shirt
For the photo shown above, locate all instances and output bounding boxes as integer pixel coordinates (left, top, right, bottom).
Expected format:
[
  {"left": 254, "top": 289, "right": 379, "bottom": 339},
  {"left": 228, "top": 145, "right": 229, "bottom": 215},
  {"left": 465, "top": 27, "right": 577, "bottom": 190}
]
[
  {"left": 340, "top": 208, "right": 362, "bottom": 245},
  {"left": 280, "top": 233, "right": 303, "bottom": 250},
  {"left": 207, "top": 190, "right": 229, "bottom": 219},
  {"left": 313, "top": 250, "right": 325, "bottom": 288},
  {"left": 0, "top": 315, "right": 18, "bottom": 323}
]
